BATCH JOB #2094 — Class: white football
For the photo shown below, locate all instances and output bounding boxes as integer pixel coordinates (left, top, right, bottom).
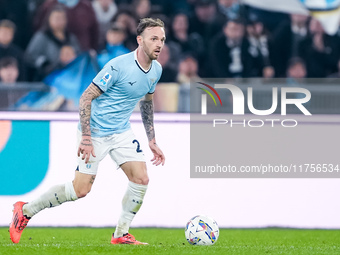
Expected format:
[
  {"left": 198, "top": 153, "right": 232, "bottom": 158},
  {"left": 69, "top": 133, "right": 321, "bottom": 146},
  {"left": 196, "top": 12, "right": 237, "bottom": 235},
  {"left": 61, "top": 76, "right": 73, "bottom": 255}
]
[{"left": 185, "top": 215, "right": 219, "bottom": 245}]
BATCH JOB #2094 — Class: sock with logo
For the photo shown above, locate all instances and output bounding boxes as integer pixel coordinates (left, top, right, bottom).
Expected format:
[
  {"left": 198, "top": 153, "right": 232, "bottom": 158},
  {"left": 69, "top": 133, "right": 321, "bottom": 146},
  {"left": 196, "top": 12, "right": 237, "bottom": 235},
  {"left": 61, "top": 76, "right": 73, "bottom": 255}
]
[
  {"left": 114, "top": 181, "right": 147, "bottom": 238},
  {"left": 22, "top": 181, "right": 78, "bottom": 218}
]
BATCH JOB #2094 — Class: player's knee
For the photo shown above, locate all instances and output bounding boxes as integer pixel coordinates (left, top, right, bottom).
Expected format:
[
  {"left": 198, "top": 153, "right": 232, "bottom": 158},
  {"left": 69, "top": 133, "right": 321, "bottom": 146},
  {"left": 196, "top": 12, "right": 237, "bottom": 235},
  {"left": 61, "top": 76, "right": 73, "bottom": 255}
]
[
  {"left": 74, "top": 187, "right": 91, "bottom": 198},
  {"left": 138, "top": 175, "right": 149, "bottom": 185},
  {"left": 141, "top": 176, "right": 149, "bottom": 185},
  {"left": 76, "top": 190, "right": 89, "bottom": 198},
  {"left": 131, "top": 176, "right": 149, "bottom": 185}
]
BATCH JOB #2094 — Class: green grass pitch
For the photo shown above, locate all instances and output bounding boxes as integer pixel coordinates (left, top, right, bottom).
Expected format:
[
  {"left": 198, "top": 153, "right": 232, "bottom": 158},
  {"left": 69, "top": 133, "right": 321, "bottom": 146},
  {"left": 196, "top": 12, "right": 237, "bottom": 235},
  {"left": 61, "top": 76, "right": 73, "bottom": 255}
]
[{"left": 1, "top": 227, "right": 340, "bottom": 255}]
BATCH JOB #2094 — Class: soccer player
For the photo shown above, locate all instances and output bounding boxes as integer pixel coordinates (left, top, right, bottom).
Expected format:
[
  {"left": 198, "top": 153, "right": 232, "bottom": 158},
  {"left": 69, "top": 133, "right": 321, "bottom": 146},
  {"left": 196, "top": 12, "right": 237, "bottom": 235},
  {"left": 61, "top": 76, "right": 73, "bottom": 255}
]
[{"left": 9, "top": 17, "right": 166, "bottom": 245}]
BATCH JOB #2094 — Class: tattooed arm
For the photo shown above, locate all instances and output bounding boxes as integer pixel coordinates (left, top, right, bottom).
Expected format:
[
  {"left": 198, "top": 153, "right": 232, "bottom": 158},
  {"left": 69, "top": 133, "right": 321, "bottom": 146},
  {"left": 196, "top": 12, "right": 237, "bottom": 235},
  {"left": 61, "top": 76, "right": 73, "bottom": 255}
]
[
  {"left": 140, "top": 93, "right": 165, "bottom": 166},
  {"left": 77, "top": 83, "right": 103, "bottom": 163},
  {"left": 140, "top": 93, "right": 155, "bottom": 142}
]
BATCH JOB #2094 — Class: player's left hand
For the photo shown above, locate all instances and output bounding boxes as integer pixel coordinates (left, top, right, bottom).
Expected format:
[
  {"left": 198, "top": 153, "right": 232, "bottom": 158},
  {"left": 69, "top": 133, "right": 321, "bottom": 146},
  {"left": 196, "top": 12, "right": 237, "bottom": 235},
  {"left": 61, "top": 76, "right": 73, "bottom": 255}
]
[{"left": 149, "top": 140, "right": 165, "bottom": 166}]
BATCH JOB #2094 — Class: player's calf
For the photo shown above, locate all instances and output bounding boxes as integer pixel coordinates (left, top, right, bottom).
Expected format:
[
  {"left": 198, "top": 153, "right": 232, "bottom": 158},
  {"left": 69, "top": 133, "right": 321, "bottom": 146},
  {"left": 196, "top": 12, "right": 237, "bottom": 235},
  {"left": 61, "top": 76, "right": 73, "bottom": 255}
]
[{"left": 73, "top": 172, "right": 96, "bottom": 198}]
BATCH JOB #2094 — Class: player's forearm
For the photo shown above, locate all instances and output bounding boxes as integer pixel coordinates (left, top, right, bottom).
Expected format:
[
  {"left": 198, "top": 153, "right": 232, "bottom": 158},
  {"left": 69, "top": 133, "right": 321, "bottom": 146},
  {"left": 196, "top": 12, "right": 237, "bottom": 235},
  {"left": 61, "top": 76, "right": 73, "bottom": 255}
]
[
  {"left": 79, "top": 84, "right": 102, "bottom": 137},
  {"left": 140, "top": 99, "right": 155, "bottom": 142},
  {"left": 79, "top": 94, "right": 92, "bottom": 137}
]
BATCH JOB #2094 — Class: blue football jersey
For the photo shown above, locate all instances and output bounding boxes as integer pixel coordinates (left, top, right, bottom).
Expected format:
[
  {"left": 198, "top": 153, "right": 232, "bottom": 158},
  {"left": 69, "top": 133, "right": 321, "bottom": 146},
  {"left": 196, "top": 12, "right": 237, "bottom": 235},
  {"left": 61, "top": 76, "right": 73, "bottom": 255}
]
[{"left": 80, "top": 50, "right": 162, "bottom": 137}]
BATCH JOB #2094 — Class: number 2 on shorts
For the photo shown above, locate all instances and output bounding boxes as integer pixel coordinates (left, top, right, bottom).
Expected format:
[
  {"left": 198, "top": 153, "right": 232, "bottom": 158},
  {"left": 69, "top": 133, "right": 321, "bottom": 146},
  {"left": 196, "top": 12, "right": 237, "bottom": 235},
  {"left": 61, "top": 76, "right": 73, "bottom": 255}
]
[{"left": 132, "top": 139, "right": 143, "bottom": 153}]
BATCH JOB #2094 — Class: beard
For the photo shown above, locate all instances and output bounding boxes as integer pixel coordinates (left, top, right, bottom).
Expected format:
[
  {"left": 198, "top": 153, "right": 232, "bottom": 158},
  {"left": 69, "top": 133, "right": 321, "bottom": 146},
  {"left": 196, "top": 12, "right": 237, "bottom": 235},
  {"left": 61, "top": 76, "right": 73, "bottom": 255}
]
[{"left": 143, "top": 43, "right": 159, "bottom": 60}]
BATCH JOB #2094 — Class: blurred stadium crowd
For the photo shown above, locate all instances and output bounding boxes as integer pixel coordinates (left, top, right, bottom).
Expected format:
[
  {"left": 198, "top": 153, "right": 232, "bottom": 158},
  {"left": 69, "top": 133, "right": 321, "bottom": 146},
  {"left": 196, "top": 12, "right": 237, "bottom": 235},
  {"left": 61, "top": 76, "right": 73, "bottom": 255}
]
[{"left": 0, "top": 0, "right": 340, "bottom": 111}]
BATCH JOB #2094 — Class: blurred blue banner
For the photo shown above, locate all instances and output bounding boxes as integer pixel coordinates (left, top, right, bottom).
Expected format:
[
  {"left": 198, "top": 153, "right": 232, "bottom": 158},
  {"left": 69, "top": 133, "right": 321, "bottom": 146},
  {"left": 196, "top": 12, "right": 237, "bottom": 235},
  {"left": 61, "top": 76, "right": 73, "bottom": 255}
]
[
  {"left": 15, "top": 53, "right": 99, "bottom": 110},
  {"left": 44, "top": 53, "right": 99, "bottom": 106}
]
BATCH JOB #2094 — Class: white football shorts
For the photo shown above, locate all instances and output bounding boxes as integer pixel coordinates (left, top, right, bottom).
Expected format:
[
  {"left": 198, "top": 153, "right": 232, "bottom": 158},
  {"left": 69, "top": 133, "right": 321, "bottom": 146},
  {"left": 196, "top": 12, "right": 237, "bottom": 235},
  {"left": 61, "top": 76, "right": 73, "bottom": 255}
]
[{"left": 76, "top": 128, "right": 146, "bottom": 175}]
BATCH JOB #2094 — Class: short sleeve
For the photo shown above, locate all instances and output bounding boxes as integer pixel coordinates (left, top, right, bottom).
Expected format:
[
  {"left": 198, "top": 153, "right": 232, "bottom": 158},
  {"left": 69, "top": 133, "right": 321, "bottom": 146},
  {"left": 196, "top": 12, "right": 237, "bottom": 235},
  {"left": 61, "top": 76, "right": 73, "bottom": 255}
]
[
  {"left": 92, "top": 62, "right": 119, "bottom": 92},
  {"left": 148, "top": 75, "right": 161, "bottom": 94},
  {"left": 149, "top": 63, "right": 162, "bottom": 94}
]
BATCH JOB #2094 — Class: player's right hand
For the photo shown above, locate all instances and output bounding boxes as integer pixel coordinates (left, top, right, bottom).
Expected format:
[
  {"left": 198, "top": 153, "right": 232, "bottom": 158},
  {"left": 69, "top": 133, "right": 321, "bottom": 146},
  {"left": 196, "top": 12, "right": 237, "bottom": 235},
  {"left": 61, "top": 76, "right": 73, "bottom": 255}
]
[
  {"left": 149, "top": 140, "right": 165, "bottom": 166},
  {"left": 77, "top": 136, "right": 96, "bottom": 164}
]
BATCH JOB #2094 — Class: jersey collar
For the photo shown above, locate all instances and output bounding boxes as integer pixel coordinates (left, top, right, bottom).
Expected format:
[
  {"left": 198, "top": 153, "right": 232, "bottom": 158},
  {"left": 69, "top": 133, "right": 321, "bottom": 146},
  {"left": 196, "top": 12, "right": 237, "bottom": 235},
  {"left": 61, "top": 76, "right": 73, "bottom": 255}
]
[{"left": 134, "top": 50, "right": 152, "bottom": 74}]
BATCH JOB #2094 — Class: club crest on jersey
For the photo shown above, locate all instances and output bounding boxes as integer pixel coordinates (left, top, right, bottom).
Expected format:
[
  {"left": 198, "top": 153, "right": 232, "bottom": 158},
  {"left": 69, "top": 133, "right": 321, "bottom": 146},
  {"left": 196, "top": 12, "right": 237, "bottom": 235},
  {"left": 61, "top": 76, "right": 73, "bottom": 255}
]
[
  {"left": 150, "top": 78, "right": 156, "bottom": 84},
  {"left": 100, "top": 72, "right": 112, "bottom": 86}
]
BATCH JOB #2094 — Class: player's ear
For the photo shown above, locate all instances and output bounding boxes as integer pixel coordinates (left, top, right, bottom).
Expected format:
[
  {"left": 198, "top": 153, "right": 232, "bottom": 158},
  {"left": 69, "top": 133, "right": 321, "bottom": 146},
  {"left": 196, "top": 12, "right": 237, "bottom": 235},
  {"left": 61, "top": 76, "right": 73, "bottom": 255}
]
[{"left": 137, "top": 35, "right": 143, "bottom": 46}]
